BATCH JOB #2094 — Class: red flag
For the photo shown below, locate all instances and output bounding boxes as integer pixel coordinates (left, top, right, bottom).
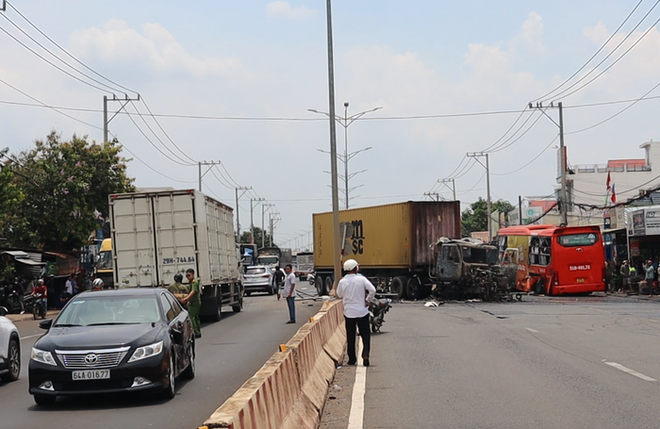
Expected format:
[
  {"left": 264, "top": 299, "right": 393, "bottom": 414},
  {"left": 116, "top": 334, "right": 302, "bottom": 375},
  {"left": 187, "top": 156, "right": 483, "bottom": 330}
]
[
  {"left": 606, "top": 171, "right": 611, "bottom": 192},
  {"left": 611, "top": 183, "right": 616, "bottom": 203}
]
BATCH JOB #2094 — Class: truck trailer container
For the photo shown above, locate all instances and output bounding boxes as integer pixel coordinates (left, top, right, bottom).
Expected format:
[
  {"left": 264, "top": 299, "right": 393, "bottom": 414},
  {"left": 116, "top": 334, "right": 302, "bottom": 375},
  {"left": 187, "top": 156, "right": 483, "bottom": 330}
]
[
  {"left": 109, "top": 189, "right": 243, "bottom": 321},
  {"left": 313, "top": 201, "right": 461, "bottom": 299}
]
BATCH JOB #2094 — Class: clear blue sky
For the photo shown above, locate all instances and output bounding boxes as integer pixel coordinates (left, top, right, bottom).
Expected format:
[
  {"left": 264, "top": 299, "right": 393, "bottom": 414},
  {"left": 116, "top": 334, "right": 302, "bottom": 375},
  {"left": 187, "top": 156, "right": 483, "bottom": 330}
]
[{"left": 1, "top": 1, "right": 658, "bottom": 247}]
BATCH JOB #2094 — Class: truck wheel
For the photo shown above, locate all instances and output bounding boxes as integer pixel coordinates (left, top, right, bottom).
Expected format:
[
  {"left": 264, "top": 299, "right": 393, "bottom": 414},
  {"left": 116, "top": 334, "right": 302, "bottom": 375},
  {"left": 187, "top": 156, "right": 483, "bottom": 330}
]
[
  {"left": 324, "top": 275, "right": 334, "bottom": 296},
  {"left": 391, "top": 276, "right": 406, "bottom": 299},
  {"left": 210, "top": 297, "right": 222, "bottom": 322},
  {"left": 232, "top": 295, "right": 243, "bottom": 313},
  {"left": 316, "top": 275, "right": 325, "bottom": 295},
  {"left": 405, "top": 277, "right": 421, "bottom": 300}
]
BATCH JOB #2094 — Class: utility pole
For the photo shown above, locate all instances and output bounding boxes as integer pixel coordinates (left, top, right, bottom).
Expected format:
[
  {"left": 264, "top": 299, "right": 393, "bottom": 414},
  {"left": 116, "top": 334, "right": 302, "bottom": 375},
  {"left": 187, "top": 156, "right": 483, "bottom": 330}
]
[
  {"left": 250, "top": 198, "right": 265, "bottom": 242},
  {"left": 261, "top": 203, "right": 274, "bottom": 248},
  {"left": 234, "top": 186, "right": 252, "bottom": 239},
  {"left": 197, "top": 161, "right": 221, "bottom": 192},
  {"left": 269, "top": 212, "right": 281, "bottom": 247},
  {"left": 529, "top": 101, "right": 568, "bottom": 225},
  {"left": 467, "top": 152, "right": 491, "bottom": 240},
  {"left": 423, "top": 192, "right": 440, "bottom": 201},
  {"left": 103, "top": 94, "right": 140, "bottom": 143},
  {"left": 437, "top": 178, "right": 457, "bottom": 201}
]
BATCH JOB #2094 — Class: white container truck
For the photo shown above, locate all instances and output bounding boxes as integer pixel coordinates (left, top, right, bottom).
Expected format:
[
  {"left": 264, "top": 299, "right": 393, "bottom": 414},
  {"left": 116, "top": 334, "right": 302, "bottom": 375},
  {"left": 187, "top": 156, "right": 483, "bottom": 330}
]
[{"left": 109, "top": 189, "right": 243, "bottom": 321}]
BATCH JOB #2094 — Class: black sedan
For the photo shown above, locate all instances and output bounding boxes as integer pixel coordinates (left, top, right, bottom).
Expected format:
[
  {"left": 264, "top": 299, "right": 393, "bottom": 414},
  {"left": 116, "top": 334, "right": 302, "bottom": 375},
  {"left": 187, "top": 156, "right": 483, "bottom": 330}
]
[{"left": 28, "top": 288, "right": 195, "bottom": 406}]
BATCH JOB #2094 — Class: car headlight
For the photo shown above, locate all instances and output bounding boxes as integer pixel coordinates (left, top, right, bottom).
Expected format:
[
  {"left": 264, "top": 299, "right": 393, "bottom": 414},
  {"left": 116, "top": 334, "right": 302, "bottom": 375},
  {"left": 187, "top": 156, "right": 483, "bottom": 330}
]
[
  {"left": 31, "top": 348, "right": 57, "bottom": 366},
  {"left": 128, "top": 341, "right": 164, "bottom": 363}
]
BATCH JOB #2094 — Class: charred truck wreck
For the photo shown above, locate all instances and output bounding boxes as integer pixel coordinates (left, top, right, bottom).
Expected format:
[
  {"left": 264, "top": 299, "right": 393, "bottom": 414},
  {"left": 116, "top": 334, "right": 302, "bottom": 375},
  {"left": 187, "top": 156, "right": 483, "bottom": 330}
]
[{"left": 431, "top": 238, "right": 518, "bottom": 302}]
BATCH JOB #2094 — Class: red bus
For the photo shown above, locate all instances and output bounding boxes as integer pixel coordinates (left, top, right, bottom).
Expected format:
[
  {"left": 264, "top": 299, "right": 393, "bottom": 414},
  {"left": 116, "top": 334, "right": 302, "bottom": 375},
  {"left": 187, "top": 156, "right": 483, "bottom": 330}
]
[{"left": 497, "top": 224, "right": 605, "bottom": 295}]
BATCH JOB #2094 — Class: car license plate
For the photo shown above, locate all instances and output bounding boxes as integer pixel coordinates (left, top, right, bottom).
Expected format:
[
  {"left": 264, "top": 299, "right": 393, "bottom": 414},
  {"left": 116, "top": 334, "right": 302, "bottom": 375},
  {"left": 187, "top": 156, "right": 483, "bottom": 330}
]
[
  {"left": 576, "top": 278, "right": 585, "bottom": 283},
  {"left": 72, "top": 370, "right": 110, "bottom": 380}
]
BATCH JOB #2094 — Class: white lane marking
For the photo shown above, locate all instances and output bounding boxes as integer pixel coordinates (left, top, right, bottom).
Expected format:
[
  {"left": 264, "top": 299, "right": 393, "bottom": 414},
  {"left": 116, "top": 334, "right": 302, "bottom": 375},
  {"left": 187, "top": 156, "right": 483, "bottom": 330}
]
[
  {"left": 605, "top": 362, "right": 657, "bottom": 382},
  {"left": 347, "top": 338, "right": 367, "bottom": 429},
  {"left": 21, "top": 334, "right": 42, "bottom": 341},
  {"left": 526, "top": 328, "right": 539, "bottom": 333}
]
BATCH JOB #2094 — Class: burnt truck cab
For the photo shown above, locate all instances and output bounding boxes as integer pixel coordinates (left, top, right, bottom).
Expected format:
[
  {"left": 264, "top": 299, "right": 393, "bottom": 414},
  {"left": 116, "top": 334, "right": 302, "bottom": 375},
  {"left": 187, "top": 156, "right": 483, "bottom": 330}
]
[{"left": 433, "top": 238, "right": 512, "bottom": 301}]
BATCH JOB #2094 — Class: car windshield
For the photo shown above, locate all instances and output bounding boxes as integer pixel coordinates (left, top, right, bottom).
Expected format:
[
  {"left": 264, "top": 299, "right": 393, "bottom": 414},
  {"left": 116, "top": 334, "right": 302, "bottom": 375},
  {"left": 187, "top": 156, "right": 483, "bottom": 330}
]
[{"left": 54, "top": 295, "right": 161, "bottom": 327}]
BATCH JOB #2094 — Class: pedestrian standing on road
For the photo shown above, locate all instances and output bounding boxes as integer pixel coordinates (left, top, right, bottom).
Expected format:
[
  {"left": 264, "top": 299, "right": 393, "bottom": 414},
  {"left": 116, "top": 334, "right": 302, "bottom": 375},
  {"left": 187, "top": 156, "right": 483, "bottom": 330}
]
[
  {"left": 283, "top": 264, "right": 296, "bottom": 323},
  {"left": 273, "top": 265, "right": 286, "bottom": 301},
  {"left": 335, "top": 259, "right": 376, "bottom": 367},
  {"left": 64, "top": 273, "right": 76, "bottom": 298},
  {"left": 181, "top": 269, "right": 202, "bottom": 338},
  {"left": 620, "top": 260, "right": 631, "bottom": 292},
  {"left": 644, "top": 260, "right": 655, "bottom": 293}
]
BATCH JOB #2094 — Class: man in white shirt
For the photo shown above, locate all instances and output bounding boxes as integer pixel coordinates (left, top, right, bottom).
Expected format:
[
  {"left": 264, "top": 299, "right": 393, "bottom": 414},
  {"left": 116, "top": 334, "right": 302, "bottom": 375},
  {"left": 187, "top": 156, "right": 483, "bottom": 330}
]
[
  {"left": 283, "top": 264, "right": 296, "bottom": 324},
  {"left": 335, "top": 259, "right": 376, "bottom": 367}
]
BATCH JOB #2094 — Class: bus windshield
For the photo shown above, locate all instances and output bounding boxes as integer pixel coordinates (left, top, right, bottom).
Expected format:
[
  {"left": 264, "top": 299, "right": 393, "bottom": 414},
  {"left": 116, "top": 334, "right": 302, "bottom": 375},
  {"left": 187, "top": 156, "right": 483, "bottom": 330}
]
[{"left": 558, "top": 233, "right": 598, "bottom": 247}]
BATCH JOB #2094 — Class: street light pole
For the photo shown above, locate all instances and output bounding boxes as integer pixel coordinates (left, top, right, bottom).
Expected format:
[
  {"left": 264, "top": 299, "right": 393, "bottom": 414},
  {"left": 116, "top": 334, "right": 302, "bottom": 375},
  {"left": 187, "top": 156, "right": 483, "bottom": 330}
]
[{"left": 309, "top": 103, "right": 381, "bottom": 209}]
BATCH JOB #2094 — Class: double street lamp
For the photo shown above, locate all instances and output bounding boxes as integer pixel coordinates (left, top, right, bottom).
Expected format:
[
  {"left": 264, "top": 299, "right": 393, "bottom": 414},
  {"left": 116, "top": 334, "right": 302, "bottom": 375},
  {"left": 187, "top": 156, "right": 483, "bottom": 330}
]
[{"left": 309, "top": 102, "right": 382, "bottom": 209}]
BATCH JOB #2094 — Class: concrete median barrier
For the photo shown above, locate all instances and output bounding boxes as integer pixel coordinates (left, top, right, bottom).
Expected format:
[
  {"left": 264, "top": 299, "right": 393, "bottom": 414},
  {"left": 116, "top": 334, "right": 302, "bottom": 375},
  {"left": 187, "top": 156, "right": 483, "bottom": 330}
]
[{"left": 200, "top": 299, "right": 345, "bottom": 429}]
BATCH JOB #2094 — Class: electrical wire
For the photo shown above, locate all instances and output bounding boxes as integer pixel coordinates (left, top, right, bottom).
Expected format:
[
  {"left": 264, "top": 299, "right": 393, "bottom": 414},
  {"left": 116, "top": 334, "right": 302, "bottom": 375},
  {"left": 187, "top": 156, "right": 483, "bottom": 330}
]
[
  {"left": 567, "top": 80, "right": 660, "bottom": 135},
  {"left": 548, "top": 10, "right": 660, "bottom": 102},
  {"left": 0, "top": 13, "right": 123, "bottom": 94},
  {"left": 139, "top": 97, "right": 197, "bottom": 164},
  {"left": 533, "top": 0, "right": 647, "bottom": 103},
  {"left": 123, "top": 103, "right": 195, "bottom": 166},
  {"left": 128, "top": 101, "right": 196, "bottom": 166},
  {"left": 5, "top": 0, "right": 137, "bottom": 95},
  {"left": 492, "top": 135, "right": 558, "bottom": 176},
  {"left": 0, "top": 25, "right": 115, "bottom": 94}
]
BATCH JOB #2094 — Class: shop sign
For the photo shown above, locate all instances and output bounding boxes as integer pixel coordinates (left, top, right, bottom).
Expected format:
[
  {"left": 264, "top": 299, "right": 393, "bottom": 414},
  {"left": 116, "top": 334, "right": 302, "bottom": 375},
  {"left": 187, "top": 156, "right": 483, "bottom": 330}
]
[{"left": 645, "top": 209, "right": 660, "bottom": 235}]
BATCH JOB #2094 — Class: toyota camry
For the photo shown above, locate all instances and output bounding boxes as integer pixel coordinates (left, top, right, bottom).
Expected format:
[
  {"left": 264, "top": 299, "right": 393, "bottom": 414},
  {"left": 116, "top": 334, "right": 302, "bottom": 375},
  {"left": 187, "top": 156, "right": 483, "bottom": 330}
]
[{"left": 28, "top": 288, "right": 195, "bottom": 406}]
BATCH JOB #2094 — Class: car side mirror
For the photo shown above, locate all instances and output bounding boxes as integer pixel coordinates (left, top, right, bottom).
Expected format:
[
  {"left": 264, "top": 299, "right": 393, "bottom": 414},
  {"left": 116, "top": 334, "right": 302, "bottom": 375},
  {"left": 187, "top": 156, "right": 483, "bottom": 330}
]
[
  {"left": 39, "top": 319, "right": 53, "bottom": 330},
  {"left": 0, "top": 306, "right": 7, "bottom": 316}
]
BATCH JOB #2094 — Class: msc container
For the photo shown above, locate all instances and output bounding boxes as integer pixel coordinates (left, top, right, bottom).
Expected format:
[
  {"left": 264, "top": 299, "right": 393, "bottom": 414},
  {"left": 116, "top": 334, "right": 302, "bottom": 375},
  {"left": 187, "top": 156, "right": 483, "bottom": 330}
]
[
  {"left": 313, "top": 201, "right": 460, "bottom": 299},
  {"left": 109, "top": 189, "right": 243, "bottom": 321}
]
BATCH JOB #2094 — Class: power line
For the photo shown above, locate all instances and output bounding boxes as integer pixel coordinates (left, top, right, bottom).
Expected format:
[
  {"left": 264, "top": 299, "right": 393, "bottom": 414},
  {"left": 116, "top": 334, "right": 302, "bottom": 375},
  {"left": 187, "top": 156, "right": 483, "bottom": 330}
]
[
  {"left": 491, "top": 135, "right": 558, "bottom": 176},
  {"left": 547, "top": 8, "right": 660, "bottom": 102},
  {"left": 5, "top": 0, "right": 137, "bottom": 95},
  {"left": 0, "top": 12, "right": 123, "bottom": 94},
  {"left": 532, "top": 0, "right": 648, "bottom": 103}
]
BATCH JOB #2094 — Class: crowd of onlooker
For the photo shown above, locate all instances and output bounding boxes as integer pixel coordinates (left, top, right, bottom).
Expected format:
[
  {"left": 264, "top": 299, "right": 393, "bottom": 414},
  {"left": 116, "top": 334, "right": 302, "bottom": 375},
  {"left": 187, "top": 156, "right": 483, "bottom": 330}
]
[{"left": 605, "top": 257, "right": 660, "bottom": 293}]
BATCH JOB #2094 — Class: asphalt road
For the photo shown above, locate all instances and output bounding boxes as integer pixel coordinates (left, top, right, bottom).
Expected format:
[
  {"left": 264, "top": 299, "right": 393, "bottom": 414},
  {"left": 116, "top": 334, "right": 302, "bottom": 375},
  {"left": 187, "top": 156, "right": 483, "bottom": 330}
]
[
  {"left": 323, "top": 293, "right": 660, "bottom": 429},
  {"left": 0, "top": 281, "right": 321, "bottom": 429}
]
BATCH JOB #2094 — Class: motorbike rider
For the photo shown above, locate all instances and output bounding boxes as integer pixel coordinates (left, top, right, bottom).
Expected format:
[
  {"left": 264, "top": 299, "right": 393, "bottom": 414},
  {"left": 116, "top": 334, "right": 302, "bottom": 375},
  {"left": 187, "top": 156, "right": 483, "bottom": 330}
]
[
  {"left": 31, "top": 279, "right": 48, "bottom": 315},
  {"left": 335, "top": 259, "right": 376, "bottom": 367},
  {"left": 92, "top": 278, "right": 105, "bottom": 291}
]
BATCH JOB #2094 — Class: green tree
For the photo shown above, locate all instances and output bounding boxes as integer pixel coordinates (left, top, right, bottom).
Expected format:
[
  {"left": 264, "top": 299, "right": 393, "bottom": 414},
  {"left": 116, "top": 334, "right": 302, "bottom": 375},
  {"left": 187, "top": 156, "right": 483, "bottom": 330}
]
[
  {"left": 0, "top": 148, "right": 27, "bottom": 245},
  {"left": 461, "top": 198, "right": 515, "bottom": 238},
  {"left": 6, "top": 132, "right": 135, "bottom": 251},
  {"left": 238, "top": 227, "right": 275, "bottom": 248}
]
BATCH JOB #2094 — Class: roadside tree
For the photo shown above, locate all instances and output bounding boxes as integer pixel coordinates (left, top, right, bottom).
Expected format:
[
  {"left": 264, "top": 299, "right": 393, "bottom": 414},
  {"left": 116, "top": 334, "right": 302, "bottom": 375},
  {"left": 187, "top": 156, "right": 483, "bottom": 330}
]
[
  {"left": 461, "top": 198, "right": 514, "bottom": 238},
  {"left": 6, "top": 132, "right": 135, "bottom": 251}
]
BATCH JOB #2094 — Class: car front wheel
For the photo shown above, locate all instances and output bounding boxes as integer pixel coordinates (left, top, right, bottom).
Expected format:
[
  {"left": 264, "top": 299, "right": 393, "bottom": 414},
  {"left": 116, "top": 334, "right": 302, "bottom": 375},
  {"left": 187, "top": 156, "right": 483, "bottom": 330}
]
[{"left": 162, "top": 353, "right": 176, "bottom": 399}]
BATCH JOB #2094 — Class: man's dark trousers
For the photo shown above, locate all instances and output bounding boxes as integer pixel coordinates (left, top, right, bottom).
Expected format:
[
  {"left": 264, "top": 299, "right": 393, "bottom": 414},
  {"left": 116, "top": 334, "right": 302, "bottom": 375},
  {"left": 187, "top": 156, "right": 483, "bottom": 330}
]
[{"left": 345, "top": 314, "right": 371, "bottom": 363}]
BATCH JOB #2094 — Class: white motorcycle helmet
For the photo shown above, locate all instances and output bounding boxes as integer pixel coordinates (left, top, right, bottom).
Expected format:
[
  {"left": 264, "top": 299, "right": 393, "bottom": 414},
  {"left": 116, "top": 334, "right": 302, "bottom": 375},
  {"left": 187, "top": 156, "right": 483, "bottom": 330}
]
[
  {"left": 92, "top": 278, "right": 104, "bottom": 289},
  {"left": 343, "top": 259, "right": 359, "bottom": 272}
]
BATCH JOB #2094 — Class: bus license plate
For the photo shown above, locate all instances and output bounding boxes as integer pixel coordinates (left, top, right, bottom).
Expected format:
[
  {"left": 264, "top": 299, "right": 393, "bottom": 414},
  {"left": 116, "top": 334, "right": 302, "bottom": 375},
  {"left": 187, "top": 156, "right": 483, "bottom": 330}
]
[
  {"left": 576, "top": 278, "right": 585, "bottom": 283},
  {"left": 72, "top": 370, "right": 110, "bottom": 380}
]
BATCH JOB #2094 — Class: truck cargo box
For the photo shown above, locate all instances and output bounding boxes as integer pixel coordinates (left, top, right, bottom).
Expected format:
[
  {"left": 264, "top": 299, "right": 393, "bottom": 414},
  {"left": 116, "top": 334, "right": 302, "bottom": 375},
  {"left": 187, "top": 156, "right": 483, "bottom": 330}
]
[
  {"left": 313, "top": 201, "right": 461, "bottom": 270},
  {"left": 110, "top": 189, "right": 239, "bottom": 287}
]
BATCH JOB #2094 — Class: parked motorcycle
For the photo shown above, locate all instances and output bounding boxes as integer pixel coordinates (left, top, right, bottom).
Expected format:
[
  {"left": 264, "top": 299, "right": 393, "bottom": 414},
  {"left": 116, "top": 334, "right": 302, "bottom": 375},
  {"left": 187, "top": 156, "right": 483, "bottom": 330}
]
[
  {"left": 307, "top": 272, "right": 315, "bottom": 286},
  {"left": 31, "top": 293, "right": 47, "bottom": 319},
  {"left": 368, "top": 297, "right": 392, "bottom": 333},
  {"left": 0, "top": 284, "right": 24, "bottom": 314}
]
